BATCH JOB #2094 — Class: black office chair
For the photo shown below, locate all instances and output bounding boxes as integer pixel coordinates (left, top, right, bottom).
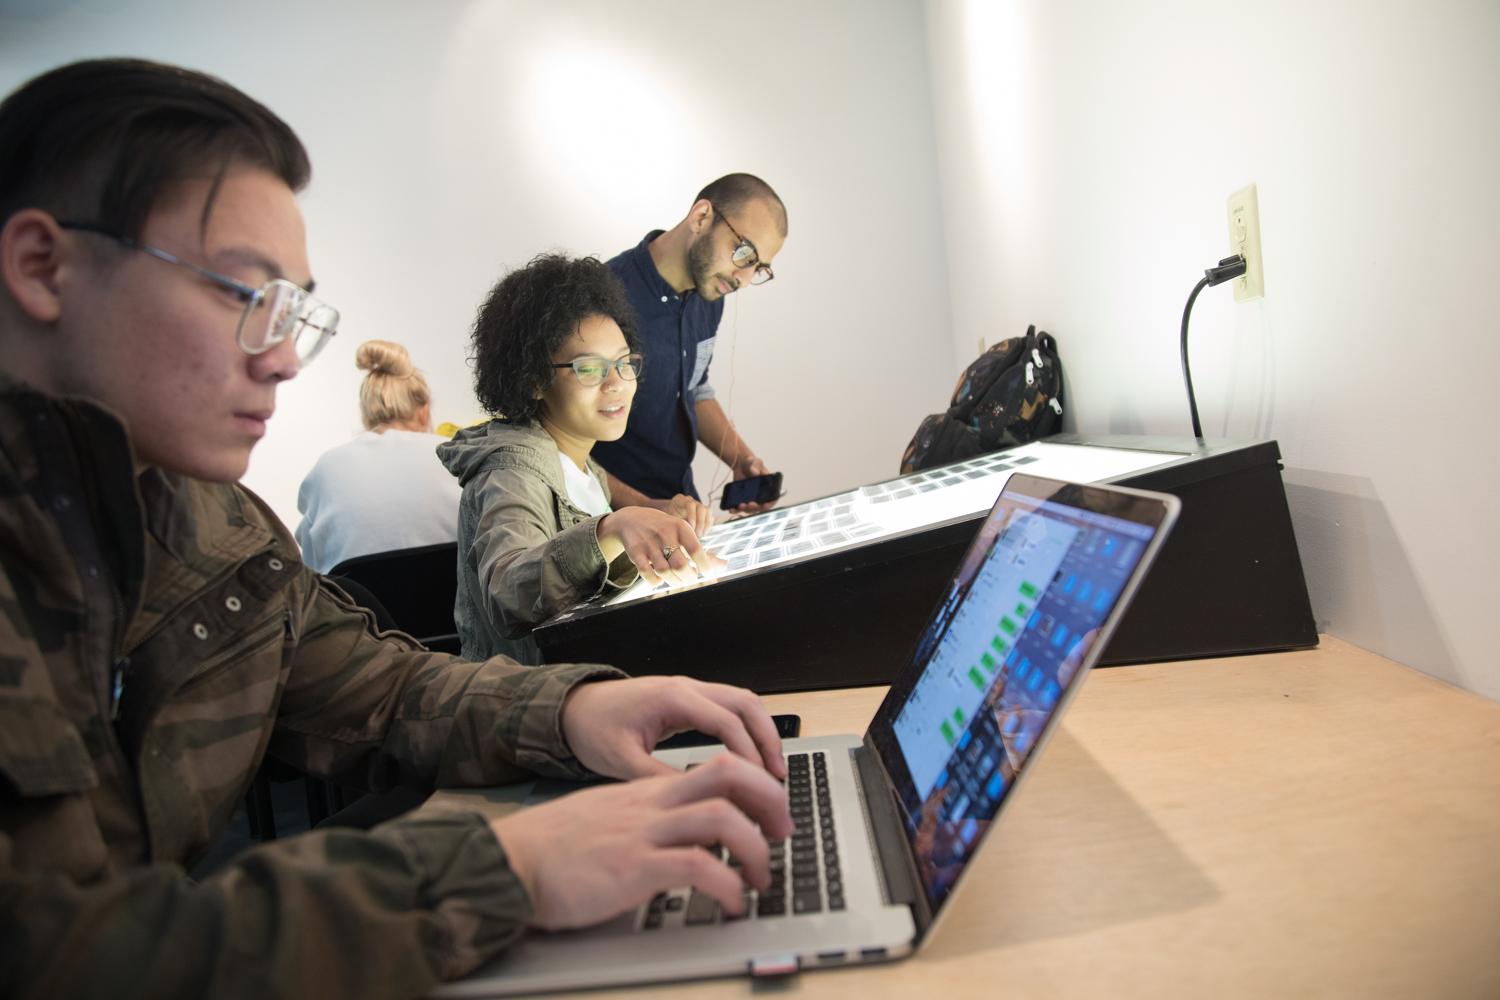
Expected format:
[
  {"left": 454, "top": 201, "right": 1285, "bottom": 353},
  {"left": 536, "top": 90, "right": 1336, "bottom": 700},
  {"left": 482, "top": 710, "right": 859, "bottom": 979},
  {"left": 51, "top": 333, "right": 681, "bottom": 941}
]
[{"left": 329, "top": 541, "right": 461, "bottom": 654}]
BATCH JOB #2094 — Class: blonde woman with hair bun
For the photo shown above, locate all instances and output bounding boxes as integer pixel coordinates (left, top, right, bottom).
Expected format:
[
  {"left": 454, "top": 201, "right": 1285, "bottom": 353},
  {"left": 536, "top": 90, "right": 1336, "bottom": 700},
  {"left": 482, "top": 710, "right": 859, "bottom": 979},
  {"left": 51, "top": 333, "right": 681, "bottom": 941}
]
[
  {"left": 295, "top": 340, "right": 462, "bottom": 572},
  {"left": 355, "top": 340, "right": 431, "bottom": 430}
]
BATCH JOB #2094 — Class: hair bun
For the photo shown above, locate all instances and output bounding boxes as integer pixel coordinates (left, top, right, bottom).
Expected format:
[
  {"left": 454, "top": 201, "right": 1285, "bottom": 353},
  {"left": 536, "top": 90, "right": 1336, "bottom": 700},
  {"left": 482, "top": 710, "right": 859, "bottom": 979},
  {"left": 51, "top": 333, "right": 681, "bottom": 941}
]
[{"left": 355, "top": 339, "right": 414, "bottom": 377}]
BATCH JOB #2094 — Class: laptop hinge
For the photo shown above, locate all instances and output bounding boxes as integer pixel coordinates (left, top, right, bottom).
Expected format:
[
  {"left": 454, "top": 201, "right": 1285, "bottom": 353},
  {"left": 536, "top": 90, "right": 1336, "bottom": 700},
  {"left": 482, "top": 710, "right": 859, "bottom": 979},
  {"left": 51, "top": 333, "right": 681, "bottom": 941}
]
[{"left": 852, "top": 741, "right": 928, "bottom": 934}]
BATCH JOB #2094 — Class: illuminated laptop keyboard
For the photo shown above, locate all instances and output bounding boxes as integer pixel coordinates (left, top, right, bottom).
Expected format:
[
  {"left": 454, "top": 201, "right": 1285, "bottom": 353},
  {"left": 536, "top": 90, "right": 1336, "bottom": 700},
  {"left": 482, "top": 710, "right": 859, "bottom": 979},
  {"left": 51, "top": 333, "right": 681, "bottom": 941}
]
[{"left": 639, "top": 752, "right": 843, "bottom": 929}]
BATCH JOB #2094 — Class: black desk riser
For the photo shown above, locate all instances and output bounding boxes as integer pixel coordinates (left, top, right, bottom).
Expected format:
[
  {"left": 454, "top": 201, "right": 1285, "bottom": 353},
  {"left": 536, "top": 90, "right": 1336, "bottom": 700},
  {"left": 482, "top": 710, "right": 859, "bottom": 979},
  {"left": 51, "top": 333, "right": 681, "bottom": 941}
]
[{"left": 533, "top": 436, "right": 1318, "bottom": 694}]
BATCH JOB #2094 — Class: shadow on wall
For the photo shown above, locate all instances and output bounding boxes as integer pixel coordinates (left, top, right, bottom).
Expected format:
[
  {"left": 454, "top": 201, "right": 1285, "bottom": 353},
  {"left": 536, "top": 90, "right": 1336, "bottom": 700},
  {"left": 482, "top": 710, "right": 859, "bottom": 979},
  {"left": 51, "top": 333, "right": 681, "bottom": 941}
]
[
  {"left": 1106, "top": 400, "right": 1146, "bottom": 436},
  {"left": 1282, "top": 467, "right": 1460, "bottom": 688}
]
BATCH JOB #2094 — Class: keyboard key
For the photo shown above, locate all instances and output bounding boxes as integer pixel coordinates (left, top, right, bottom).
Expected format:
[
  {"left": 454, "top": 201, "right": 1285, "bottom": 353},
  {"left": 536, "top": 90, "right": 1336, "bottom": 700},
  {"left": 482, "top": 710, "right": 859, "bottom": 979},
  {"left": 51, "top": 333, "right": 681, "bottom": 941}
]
[
  {"left": 793, "top": 893, "right": 823, "bottom": 914},
  {"left": 757, "top": 895, "right": 787, "bottom": 917},
  {"left": 685, "top": 890, "right": 719, "bottom": 926}
]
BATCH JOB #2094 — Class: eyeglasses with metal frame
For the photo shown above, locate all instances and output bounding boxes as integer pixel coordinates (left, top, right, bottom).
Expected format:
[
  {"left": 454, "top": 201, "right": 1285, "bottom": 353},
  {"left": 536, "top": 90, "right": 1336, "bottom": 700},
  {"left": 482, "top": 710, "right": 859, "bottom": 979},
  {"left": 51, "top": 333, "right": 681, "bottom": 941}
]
[
  {"left": 550, "top": 353, "right": 645, "bottom": 387},
  {"left": 709, "top": 202, "right": 775, "bottom": 286},
  {"left": 57, "top": 220, "right": 340, "bottom": 365}
]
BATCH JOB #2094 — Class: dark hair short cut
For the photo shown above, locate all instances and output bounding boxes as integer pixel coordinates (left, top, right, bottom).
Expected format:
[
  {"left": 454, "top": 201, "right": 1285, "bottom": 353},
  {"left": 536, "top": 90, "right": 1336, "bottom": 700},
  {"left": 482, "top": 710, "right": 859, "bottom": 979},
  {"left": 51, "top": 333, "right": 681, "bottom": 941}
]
[
  {"left": 0, "top": 58, "right": 310, "bottom": 240},
  {"left": 695, "top": 173, "right": 787, "bottom": 236},
  {"left": 470, "top": 253, "right": 640, "bottom": 423}
]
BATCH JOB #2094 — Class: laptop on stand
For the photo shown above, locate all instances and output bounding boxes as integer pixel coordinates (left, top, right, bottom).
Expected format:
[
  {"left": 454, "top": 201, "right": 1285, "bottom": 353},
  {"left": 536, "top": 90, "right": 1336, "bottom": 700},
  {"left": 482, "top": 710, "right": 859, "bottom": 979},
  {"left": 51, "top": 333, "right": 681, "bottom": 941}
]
[{"left": 436, "top": 474, "right": 1180, "bottom": 996}]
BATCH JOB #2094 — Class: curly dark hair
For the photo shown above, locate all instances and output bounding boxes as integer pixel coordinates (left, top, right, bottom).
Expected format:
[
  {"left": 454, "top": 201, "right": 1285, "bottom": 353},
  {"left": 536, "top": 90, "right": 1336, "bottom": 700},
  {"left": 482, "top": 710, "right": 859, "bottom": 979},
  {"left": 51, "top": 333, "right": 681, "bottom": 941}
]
[{"left": 470, "top": 253, "right": 641, "bottom": 423}]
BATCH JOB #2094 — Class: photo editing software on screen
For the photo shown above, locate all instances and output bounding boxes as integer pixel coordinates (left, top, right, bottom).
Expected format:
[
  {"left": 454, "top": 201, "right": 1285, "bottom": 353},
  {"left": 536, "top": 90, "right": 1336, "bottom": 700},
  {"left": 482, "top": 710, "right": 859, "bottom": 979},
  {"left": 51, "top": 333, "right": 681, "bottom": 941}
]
[{"left": 883, "top": 491, "right": 1161, "bottom": 905}]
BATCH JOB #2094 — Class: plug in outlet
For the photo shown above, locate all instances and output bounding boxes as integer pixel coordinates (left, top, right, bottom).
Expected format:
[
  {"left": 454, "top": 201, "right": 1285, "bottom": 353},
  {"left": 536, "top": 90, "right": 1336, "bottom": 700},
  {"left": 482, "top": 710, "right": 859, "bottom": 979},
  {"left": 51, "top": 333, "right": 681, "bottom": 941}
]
[{"left": 1226, "top": 184, "right": 1264, "bottom": 301}]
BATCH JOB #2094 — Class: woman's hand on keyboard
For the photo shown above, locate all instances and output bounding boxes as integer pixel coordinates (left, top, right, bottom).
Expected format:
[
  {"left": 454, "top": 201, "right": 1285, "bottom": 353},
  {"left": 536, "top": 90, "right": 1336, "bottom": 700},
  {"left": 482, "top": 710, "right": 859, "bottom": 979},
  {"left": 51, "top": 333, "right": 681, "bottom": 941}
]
[{"left": 491, "top": 753, "right": 795, "bottom": 930}]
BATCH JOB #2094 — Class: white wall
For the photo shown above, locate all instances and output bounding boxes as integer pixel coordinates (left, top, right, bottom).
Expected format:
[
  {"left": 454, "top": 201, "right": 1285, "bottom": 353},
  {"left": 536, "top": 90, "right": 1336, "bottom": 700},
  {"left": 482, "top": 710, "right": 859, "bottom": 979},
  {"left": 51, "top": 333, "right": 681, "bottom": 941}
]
[
  {"left": 925, "top": 0, "right": 1500, "bottom": 700},
  {"left": 0, "top": 0, "right": 955, "bottom": 521},
  {"left": 13, "top": 0, "right": 1492, "bottom": 703}
]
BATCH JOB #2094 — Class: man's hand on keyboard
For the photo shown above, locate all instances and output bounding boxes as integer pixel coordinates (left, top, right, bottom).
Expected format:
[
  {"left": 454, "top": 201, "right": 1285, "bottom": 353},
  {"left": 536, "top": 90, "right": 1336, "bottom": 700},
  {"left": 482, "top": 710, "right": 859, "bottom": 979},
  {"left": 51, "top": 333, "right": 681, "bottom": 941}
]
[
  {"left": 490, "top": 753, "right": 796, "bottom": 930},
  {"left": 561, "top": 675, "right": 789, "bottom": 781}
]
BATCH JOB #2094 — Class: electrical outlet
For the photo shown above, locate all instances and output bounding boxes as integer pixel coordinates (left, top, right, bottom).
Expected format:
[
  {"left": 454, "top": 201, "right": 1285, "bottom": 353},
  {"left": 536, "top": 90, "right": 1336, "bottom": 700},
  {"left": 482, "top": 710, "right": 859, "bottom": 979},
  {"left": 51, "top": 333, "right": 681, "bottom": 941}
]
[{"left": 1226, "top": 184, "right": 1264, "bottom": 301}]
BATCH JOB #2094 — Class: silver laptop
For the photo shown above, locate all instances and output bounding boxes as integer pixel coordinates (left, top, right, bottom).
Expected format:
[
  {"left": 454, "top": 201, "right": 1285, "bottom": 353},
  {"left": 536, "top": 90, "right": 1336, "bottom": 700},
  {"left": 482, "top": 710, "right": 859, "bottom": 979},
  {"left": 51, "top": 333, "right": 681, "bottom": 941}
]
[{"left": 435, "top": 474, "right": 1180, "bottom": 996}]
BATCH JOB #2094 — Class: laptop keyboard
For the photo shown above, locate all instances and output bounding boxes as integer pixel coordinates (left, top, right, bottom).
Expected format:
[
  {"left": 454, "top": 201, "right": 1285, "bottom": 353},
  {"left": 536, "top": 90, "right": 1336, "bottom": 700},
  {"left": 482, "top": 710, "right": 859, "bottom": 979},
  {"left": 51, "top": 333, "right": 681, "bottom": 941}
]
[{"left": 640, "top": 751, "right": 844, "bottom": 929}]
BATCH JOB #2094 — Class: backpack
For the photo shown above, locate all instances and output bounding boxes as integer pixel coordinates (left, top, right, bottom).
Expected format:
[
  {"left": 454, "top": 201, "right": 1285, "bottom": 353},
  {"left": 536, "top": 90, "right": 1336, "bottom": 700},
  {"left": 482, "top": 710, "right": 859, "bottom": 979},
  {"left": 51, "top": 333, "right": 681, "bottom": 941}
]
[{"left": 900, "top": 325, "right": 1064, "bottom": 474}]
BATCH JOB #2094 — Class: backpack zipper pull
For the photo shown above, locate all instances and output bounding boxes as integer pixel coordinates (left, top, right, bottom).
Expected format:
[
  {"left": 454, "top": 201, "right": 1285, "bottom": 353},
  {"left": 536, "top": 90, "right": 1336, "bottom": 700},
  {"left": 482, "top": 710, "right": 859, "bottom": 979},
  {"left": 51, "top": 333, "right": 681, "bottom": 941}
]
[
  {"left": 1032, "top": 348, "right": 1044, "bottom": 367},
  {"left": 1050, "top": 398, "right": 1063, "bottom": 415},
  {"left": 1025, "top": 361, "right": 1035, "bottom": 387}
]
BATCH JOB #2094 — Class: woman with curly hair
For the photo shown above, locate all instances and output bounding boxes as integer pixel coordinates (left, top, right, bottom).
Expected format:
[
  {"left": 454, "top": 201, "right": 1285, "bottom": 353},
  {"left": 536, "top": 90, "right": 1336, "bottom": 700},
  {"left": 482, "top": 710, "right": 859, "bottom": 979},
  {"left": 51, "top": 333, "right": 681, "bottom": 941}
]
[{"left": 440, "top": 253, "right": 717, "bottom": 663}]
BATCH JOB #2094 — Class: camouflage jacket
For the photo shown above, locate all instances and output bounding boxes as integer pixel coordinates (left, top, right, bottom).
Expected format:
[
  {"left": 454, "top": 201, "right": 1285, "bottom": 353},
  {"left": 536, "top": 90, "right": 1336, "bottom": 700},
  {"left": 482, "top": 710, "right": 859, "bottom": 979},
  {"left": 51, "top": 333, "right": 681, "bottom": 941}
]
[{"left": 0, "top": 377, "right": 624, "bottom": 999}]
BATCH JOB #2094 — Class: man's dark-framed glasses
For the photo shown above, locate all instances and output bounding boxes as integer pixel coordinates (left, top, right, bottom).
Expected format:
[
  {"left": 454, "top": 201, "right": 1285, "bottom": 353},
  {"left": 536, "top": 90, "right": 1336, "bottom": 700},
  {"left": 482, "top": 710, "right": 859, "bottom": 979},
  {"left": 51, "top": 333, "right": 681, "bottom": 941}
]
[
  {"left": 58, "top": 221, "right": 339, "bottom": 365},
  {"left": 551, "top": 353, "right": 645, "bottom": 387},
  {"left": 709, "top": 203, "right": 775, "bottom": 286}
]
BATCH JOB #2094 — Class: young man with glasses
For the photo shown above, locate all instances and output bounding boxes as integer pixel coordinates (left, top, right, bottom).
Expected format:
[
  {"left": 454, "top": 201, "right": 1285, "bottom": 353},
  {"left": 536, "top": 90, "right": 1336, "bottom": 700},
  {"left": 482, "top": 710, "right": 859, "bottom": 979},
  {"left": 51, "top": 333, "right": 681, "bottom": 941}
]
[
  {"left": 594, "top": 174, "right": 788, "bottom": 514},
  {"left": 0, "top": 59, "right": 791, "bottom": 1000},
  {"left": 439, "top": 253, "right": 720, "bottom": 666}
]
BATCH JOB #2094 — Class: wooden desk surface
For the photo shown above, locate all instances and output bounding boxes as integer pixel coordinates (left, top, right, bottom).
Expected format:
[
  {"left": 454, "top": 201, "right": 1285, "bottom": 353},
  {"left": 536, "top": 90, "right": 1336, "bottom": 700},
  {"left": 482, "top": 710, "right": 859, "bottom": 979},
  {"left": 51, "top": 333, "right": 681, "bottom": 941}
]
[{"left": 546, "top": 637, "right": 1500, "bottom": 999}]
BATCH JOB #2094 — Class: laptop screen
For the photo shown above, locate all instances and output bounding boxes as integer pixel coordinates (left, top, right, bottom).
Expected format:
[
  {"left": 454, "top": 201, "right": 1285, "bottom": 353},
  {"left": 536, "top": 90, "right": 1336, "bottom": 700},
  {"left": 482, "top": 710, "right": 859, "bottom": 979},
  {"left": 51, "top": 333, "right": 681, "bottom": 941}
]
[{"left": 867, "top": 475, "right": 1175, "bottom": 911}]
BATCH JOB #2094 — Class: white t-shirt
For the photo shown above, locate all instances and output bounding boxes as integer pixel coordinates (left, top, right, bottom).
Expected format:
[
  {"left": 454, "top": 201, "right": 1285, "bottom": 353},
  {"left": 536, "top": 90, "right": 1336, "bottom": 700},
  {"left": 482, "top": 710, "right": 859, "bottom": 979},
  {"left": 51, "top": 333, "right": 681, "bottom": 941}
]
[
  {"left": 295, "top": 429, "right": 462, "bottom": 573},
  {"left": 560, "top": 453, "right": 611, "bottom": 517}
]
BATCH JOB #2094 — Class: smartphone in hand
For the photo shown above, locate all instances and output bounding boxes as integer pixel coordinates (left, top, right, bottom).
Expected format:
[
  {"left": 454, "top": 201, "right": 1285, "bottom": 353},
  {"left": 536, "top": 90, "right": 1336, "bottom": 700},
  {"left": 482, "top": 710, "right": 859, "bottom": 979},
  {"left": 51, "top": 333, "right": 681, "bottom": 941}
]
[{"left": 720, "top": 472, "right": 783, "bottom": 510}]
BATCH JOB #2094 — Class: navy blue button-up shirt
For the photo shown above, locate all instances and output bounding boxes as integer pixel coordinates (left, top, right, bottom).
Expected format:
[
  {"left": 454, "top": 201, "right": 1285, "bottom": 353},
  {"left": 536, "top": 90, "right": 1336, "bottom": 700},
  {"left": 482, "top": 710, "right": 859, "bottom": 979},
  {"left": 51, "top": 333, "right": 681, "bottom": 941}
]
[{"left": 593, "top": 231, "right": 724, "bottom": 500}]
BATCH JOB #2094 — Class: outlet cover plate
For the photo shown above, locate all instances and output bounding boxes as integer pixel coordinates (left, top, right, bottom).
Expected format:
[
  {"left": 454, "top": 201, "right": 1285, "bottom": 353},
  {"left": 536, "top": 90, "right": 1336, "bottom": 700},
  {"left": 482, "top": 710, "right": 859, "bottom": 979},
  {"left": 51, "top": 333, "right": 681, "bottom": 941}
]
[{"left": 1226, "top": 184, "right": 1264, "bottom": 301}]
